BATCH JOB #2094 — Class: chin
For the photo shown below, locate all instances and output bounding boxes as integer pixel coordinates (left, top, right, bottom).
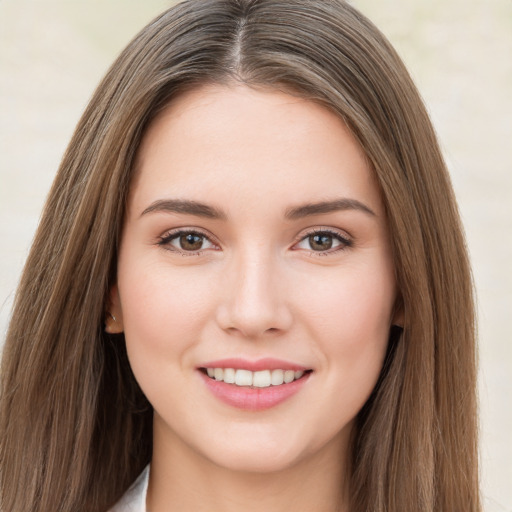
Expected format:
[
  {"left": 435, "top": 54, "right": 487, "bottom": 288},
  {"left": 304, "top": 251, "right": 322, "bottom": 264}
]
[
  {"left": 209, "top": 446, "right": 304, "bottom": 474},
  {"left": 197, "top": 428, "right": 334, "bottom": 475}
]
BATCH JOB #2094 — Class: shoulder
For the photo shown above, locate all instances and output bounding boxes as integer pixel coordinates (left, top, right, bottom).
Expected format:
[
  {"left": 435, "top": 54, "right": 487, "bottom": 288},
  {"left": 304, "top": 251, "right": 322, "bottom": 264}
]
[{"left": 108, "top": 465, "right": 150, "bottom": 512}]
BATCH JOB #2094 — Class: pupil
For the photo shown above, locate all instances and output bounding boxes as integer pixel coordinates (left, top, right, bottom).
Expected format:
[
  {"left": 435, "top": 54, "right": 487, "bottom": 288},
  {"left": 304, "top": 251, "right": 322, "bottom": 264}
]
[
  {"left": 310, "top": 234, "right": 332, "bottom": 251},
  {"left": 181, "top": 233, "right": 203, "bottom": 250}
]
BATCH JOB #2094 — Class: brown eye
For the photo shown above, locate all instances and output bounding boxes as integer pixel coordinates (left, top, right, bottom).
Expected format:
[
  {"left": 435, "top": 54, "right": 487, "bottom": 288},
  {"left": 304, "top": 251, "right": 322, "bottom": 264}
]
[
  {"left": 308, "top": 233, "right": 333, "bottom": 251},
  {"left": 159, "top": 230, "right": 217, "bottom": 253},
  {"left": 179, "top": 233, "right": 204, "bottom": 251},
  {"left": 294, "top": 230, "right": 351, "bottom": 254}
]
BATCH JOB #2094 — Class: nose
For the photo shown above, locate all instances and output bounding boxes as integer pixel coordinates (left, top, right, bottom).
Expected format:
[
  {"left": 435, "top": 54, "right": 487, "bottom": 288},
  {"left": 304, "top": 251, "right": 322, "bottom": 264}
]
[{"left": 215, "top": 249, "right": 293, "bottom": 339}]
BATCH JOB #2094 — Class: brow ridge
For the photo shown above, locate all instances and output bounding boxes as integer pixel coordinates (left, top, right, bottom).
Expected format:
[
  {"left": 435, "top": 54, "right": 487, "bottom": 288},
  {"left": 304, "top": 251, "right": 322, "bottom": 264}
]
[
  {"left": 140, "top": 199, "right": 227, "bottom": 219},
  {"left": 284, "top": 198, "right": 376, "bottom": 219},
  {"left": 141, "top": 197, "right": 375, "bottom": 221}
]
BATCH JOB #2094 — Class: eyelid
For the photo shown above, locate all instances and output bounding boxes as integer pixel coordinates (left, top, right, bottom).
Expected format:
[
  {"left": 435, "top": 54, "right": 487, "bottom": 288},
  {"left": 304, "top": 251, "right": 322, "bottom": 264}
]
[
  {"left": 156, "top": 226, "right": 352, "bottom": 256},
  {"left": 157, "top": 227, "right": 221, "bottom": 253},
  {"left": 291, "top": 227, "right": 353, "bottom": 254}
]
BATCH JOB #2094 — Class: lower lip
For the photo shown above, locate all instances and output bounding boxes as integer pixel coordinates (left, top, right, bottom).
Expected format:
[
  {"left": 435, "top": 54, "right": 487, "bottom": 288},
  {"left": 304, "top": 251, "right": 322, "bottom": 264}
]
[{"left": 199, "top": 371, "right": 310, "bottom": 411}]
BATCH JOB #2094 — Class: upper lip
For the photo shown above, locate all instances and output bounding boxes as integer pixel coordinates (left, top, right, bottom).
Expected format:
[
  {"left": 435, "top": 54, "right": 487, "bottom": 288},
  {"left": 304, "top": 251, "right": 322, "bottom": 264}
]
[{"left": 198, "top": 357, "right": 310, "bottom": 372}]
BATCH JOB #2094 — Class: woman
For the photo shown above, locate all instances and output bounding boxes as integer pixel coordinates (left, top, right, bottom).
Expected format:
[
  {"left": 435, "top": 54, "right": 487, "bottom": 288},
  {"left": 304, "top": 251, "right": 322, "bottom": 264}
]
[{"left": 0, "top": 1, "right": 480, "bottom": 511}]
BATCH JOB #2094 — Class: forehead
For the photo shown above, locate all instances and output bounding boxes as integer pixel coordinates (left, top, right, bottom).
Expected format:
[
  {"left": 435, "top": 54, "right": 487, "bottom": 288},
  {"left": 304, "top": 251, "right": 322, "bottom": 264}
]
[{"left": 130, "top": 83, "right": 383, "bottom": 217}]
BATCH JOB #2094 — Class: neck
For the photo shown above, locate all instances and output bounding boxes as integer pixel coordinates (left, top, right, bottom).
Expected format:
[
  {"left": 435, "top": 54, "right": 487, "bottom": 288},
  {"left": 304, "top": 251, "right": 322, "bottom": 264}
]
[{"left": 147, "top": 420, "right": 351, "bottom": 512}]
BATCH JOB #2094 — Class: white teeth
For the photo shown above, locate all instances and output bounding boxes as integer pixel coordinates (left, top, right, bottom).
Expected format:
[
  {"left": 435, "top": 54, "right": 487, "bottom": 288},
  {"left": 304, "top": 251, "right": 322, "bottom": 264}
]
[
  {"left": 284, "top": 370, "right": 295, "bottom": 383},
  {"left": 235, "top": 369, "right": 253, "bottom": 386},
  {"left": 223, "top": 368, "right": 236, "bottom": 384},
  {"left": 205, "top": 367, "right": 308, "bottom": 387},
  {"left": 271, "top": 369, "right": 284, "bottom": 385},
  {"left": 253, "top": 370, "right": 271, "bottom": 388}
]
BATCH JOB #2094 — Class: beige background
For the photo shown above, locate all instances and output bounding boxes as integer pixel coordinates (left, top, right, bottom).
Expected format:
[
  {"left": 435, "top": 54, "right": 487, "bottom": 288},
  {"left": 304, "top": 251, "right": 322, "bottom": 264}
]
[{"left": 1, "top": 1, "right": 510, "bottom": 510}]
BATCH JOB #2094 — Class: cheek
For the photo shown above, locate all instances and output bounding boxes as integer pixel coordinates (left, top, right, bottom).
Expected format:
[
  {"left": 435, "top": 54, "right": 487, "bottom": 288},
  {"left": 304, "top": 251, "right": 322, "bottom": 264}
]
[
  {"left": 298, "top": 261, "right": 395, "bottom": 371},
  {"left": 117, "top": 257, "right": 217, "bottom": 366},
  {"left": 117, "top": 260, "right": 221, "bottom": 418}
]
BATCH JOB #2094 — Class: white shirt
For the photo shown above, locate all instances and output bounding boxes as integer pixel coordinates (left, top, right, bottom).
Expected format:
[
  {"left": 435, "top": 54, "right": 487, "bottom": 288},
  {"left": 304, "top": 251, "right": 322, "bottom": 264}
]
[
  {"left": 107, "top": 466, "right": 510, "bottom": 512},
  {"left": 109, "top": 465, "right": 149, "bottom": 512}
]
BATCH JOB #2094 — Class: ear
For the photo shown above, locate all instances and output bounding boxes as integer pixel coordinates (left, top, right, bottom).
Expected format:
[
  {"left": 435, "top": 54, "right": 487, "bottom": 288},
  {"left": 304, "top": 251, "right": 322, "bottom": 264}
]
[
  {"left": 105, "top": 284, "right": 124, "bottom": 334},
  {"left": 391, "top": 297, "right": 404, "bottom": 329}
]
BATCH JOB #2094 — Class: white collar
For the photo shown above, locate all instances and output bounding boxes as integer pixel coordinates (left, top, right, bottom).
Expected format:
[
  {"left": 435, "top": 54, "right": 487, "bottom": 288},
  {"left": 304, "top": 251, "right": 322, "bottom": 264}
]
[{"left": 109, "top": 465, "right": 149, "bottom": 512}]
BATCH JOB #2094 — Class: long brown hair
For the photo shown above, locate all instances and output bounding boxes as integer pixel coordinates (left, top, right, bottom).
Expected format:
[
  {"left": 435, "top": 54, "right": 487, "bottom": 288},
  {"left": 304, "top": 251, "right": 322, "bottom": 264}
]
[{"left": 0, "top": 1, "right": 479, "bottom": 510}]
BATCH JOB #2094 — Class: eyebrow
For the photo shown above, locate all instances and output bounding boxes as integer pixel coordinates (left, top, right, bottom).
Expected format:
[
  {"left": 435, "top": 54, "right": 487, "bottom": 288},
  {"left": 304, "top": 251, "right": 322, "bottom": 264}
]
[
  {"left": 140, "top": 197, "right": 375, "bottom": 220},
  {"left": 284, "top": 198, "right": 376, "bottom": 219},
  {"left": 140, "top": 199, "right": 228, "bottom": 219}
]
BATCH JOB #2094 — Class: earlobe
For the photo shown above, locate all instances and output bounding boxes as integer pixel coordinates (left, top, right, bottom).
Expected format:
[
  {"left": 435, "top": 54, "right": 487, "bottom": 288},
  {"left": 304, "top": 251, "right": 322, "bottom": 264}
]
[
  {"left": 105, "top": 284, "right": 124, "bottom": 334},
  {"left": 391, "top": 298, "right": 404, "bottom": 329}
]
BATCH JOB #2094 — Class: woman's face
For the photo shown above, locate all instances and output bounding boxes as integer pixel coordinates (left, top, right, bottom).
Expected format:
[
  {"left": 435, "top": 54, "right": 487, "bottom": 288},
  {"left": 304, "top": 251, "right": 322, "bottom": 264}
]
[{"left": 111, "top": 84, "right": 400, "bottom": 474}]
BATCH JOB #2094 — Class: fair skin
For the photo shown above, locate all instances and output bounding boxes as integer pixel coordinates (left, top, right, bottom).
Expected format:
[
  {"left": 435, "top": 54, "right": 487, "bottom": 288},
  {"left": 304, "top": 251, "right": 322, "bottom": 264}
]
[{"left": 108, "top": 83, "right": 400, "bottom": 512}]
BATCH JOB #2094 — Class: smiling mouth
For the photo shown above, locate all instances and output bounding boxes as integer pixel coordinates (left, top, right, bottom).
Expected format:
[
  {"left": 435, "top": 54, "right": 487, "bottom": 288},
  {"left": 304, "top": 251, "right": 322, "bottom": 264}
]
[{"left": 200, "top": 367, "right": 313, "bottom": 388}]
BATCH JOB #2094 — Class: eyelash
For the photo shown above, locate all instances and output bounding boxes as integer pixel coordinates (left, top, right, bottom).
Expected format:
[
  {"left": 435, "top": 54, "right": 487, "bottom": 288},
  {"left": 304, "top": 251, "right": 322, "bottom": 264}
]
[
  {"left": 292, "top": 228, "right": 353, "bottom": 256},
  {"left": 157, "top": 229, "right": 219, "bottom": 256},
  {"left": 157, "top": 228, "right": 352, "bottom": 256}
]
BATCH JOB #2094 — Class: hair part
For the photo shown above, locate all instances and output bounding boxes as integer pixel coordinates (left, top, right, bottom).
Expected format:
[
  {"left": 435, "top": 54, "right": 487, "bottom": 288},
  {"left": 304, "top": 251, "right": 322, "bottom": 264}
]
[{"left": 1, "top": 1, "right": 479, "bottom": 511}]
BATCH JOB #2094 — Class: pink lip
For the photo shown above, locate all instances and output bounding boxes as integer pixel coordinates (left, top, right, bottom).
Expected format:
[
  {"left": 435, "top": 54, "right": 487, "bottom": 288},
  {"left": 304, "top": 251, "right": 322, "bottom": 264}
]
[
  {"left": 198, "top": 361, "right": 311, "bottom": 411},
  {"left": 199, "top": 357, "right": 308, "bottom": 372},
  {"left": 200, "top": 373, "right": 309, "bottom": 411}
]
